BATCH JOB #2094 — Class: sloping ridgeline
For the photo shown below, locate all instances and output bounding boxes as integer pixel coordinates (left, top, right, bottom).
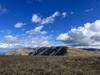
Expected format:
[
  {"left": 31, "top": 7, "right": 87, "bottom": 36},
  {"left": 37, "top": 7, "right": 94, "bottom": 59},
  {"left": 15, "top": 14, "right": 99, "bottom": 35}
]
[{"left": 6, "top": 46, "right": 68, "bottom": 56}]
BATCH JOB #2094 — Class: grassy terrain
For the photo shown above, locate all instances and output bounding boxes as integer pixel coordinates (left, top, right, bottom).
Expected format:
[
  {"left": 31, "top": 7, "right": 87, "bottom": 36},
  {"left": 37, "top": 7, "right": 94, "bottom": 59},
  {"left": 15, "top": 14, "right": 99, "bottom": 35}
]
[
  {"left": 0, "top": 56, "right": 100, "bottom": 75},
  {"left": 67, "top": 48, "right": 100, "bottom": 57}
]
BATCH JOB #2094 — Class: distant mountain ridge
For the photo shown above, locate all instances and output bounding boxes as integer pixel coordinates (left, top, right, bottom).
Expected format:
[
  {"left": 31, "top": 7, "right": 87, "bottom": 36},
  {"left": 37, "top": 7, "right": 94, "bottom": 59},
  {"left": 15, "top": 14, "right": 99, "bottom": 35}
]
[{"left": 81, "top": 48, "right": 100, "bottom": 51}]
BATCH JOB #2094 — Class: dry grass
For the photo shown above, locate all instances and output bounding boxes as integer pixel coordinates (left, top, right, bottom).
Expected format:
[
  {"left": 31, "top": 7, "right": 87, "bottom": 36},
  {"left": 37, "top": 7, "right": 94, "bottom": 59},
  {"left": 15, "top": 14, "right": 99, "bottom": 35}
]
[
  {"left": 0, "top": 56, "right": 100, "bottom": 75},
  {"left": 67, "top": 48, "right": 100, "bottom": 57},
  {"left": 0, "top": 56, "right": 9, "bottom": 61}
]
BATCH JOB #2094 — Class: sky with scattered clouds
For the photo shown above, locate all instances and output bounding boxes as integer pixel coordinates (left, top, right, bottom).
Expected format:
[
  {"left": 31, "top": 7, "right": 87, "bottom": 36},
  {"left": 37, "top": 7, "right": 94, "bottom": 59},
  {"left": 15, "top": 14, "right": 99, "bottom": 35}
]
[{"left": 0, "top": 0, "right": 100, "bottom": 52}]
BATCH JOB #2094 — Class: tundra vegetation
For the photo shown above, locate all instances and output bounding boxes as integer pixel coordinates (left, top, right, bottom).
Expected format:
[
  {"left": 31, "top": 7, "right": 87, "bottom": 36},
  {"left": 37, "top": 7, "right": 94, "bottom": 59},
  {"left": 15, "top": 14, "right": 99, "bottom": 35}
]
[{"left": 0, "top": 56, "right": 100, "bottom": 75}]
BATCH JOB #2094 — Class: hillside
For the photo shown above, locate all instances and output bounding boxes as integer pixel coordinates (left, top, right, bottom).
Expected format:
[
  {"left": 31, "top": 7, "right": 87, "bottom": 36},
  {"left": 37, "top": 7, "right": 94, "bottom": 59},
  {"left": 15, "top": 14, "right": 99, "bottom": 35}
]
[
  {"left": 1, "top": 46, "right": 100, "bottom": 75},
  {"left": 67, "top": 48, "right": 100, "bottom": 57},
  {"left": 5, "top": 46, "right": 100, "bottom": 57},
  {"left": 0, "top": 56, "right": 100, "bottom": 75}
]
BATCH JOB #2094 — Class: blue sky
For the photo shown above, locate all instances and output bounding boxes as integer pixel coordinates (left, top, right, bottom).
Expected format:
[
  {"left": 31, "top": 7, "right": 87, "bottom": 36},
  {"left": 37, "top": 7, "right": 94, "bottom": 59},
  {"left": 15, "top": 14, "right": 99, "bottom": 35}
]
[{"left": 0, "top": 0, "right": 100, "bottom": 51}]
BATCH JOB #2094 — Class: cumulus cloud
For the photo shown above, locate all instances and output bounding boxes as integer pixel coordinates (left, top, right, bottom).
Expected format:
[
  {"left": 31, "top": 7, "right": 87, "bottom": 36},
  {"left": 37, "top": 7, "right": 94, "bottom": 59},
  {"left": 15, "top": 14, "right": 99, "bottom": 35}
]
[
  {"left": 0, "top": 43, "right": 33, "bottom": 49},
  {"left": 30, "top": 37, "right": 51, "bottom": 47},
  {"left": 57, "top": 33, "right": 71, "bottom": 41},
  {"left": 26, "top": 26, "right": 47, "bottom": 35},
  {"left": 0, "top": 43, "right": 10, "bottom": 48},
  {"left": 15, "top": 22, "right": 26, "bottom": 28},
  {"left": 4, "top": 35, "right": 19, "bottom": 43},
  {"left": 32, "top": 14, "right": 42, "bottom": 23},
  {"left": 57, "top": 20, "right": 100, "bottom": 48},
  {"left": 0, "top": 43, "right": 21, "bottom": 49},
  {"left": 3, "top": 34, "right": 51, "bottom": 48},
  {"left": 32, "top": 11, "right": 67, "bottom": 25}
]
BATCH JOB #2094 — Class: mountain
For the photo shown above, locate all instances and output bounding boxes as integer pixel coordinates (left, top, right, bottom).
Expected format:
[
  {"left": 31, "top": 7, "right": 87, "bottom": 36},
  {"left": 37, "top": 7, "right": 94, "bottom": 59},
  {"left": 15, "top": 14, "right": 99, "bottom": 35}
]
[
  {"left": 6, "top": 48, "right": 34, "bottom": 55},
  {"left": 5, "top": 46, "right": 100, "bottom": 56},
  {"left": 81, "top": 48, "right": 100, "bottom": 51},
  {"left": 67, "top": 48, "right": 100, "bottom": 57},
  {"left": 5, "top": 46, "right": 67, "bottom": 56}
]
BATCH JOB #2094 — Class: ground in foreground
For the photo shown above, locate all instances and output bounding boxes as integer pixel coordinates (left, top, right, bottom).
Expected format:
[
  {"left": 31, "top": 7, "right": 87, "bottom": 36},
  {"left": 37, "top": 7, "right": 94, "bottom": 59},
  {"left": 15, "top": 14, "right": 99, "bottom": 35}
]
[{"left": 0, "top": 56, "right": 100, "bottom": 75}]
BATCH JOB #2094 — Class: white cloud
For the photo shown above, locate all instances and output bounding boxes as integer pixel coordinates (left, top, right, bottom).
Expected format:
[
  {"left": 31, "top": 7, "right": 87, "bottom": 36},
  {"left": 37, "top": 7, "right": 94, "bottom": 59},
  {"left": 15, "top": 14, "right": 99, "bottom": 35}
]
[
  {"left": 4, "top": 35, "right": 19, "bottom": 43},
  {"left": 2, "top": 34, "right": 51, "bottom": 48},
  {"left": 32, "top": 14, "right": 42, "bottom": 23},
  {"left": 0, "top": 43, "right": 10, "bottom": 48},
  {"left": 0, "top": 43, "right": 27, "bottom": 49},
  {"left": 51, "top": 11, "right": 60, "bottom": 17},
  {"left": 0, "top": 5, "right": 7, "bottom": 15},
  {"left": 3, "top": 35, "right": 51, "bottom": 48},
  {"left": 57, "top": 20, "right": 100, "bottom": 48},
  {"left": 15, "top": 22, "right": 26, "bottom": 28},
  {"left": 34, "top": 25, "right": 44, "bottom": 32},
  {"left": 26, "top": 26, "right": 47, "bottom": 35},
  {"left": 40, "top": 40, "right": 51, "bottom": 47},
  {"left": 62, "top": 12, "right": 67, "bottom": 17},
  {"left": 30, "top": 37, "right": 51, "bottom": 47},
  {"left": 32, "top": 11, "right": 66, "bottom": 25},
  {"left": 0, "top": 43, "right": 22, "bottom": 49},
  {"left": 57, "top": 33, "right": 71, "bottom": 41}
]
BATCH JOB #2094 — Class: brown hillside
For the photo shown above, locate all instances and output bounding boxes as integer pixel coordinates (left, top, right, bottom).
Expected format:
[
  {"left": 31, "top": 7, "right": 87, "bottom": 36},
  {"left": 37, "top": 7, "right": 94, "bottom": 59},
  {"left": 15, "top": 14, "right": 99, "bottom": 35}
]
[{"left": 67, "top": 48, "right": 100, "bottom": 57}]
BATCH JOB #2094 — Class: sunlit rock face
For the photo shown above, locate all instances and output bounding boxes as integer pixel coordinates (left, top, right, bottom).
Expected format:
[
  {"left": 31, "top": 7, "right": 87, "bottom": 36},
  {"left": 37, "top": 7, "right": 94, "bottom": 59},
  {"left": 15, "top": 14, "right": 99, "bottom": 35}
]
[{"left": 6, "top": 48, "right": 35, "bottom": 55}]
